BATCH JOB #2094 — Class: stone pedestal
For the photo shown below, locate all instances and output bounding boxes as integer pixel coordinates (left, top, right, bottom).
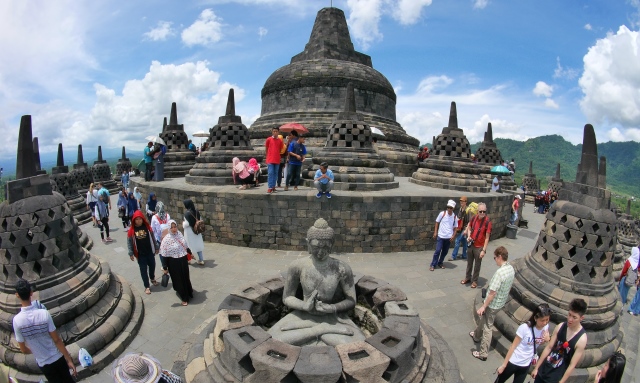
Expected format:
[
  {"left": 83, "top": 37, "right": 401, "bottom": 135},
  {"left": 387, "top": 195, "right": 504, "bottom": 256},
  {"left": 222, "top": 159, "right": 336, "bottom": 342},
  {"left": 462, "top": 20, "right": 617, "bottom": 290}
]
[
  {"left": 49, "top": 144, "right": 91, "bottom": 225},
  {"left": 249, "top": 7, "right": 418, "bottom": 177},
  {"left": 69, "top": 145, "right": 92, "bottom": 194},
  {"left": 159, "top": 103, "right": 196, "bottom": 178},
  {"left": 410, "top": 102, "right": 489, "bottom": 192},
  {"left": 522, "top": 161, "right": 538, "bottom": 195},
  {"left": 91, "top": 146, "right": 119, "bottom": 193},
  {"left": 187, "top": 89, "right": 264, "bottom": 185},
  {"left": 114, "top": 146, "right": 132, "bottom": 183},
  {"left": 0, "top": 116, "right": 143, "bottom": 383},
  {"left": 490, "top": 124, "right": 621, "bottom": 382},
  {"left": 302, "top": 83, "right": 398, "bottom": 191}
]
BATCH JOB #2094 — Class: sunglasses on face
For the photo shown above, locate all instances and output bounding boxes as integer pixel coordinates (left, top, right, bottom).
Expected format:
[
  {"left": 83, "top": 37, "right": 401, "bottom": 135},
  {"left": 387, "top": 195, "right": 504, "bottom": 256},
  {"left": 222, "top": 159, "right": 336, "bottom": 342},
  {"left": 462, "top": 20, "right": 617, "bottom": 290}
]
[{"left": 478, "top": 210, "right": 486, "bottom": 213}]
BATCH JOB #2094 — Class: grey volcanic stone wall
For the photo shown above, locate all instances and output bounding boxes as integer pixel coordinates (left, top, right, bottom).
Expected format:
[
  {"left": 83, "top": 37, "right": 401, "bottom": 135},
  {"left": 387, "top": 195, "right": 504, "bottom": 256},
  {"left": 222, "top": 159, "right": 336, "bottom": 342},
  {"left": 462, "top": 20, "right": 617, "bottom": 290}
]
[{"left": 130, "top": 179, "right": 512, "bottom": 253}]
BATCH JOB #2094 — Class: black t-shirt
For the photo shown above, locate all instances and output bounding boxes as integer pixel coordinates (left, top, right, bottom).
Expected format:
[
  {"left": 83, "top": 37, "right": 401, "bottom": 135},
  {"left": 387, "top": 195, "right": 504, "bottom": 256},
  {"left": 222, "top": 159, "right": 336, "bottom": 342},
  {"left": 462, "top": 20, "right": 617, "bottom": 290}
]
[{"left": 134, "top": 225, "right": 153, "bottom": 255}]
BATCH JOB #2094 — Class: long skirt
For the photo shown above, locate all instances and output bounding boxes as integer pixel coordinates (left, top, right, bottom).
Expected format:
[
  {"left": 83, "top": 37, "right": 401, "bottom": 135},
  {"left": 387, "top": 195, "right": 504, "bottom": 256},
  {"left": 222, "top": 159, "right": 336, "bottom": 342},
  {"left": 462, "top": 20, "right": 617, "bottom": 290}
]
[{"left": 166, "top": 256, "right": 193, "bottom": 302}]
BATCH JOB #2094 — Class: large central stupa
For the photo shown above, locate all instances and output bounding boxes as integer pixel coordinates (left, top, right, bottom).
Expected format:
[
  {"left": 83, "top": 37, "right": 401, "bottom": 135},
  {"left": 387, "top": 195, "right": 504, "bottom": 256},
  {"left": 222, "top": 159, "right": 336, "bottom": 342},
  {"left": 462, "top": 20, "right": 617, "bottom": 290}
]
[{"left": 250, "top": 7, "right": 419, "bottom": 176}]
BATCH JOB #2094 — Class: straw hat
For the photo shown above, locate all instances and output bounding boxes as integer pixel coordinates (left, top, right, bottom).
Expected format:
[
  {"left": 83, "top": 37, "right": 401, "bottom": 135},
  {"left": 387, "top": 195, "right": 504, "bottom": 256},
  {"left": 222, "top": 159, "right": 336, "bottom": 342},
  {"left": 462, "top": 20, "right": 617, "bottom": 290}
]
[{"left": 112, "top": 353, "right": 162, "bottom": 383}]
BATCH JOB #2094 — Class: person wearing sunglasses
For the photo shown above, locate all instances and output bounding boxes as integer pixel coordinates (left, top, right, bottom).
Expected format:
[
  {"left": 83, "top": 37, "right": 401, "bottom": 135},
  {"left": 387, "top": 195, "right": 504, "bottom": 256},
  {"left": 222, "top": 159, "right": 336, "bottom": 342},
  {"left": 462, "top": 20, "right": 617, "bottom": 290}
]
[{"left": 461, "top": 202, "right": 492, "bottom": 288}]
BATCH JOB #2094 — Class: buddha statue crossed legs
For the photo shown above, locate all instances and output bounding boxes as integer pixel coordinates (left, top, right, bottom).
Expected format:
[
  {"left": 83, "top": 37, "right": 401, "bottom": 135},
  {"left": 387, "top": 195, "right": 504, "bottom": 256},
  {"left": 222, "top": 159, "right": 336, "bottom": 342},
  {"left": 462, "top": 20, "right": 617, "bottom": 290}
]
[{"left": 268, "top": 218, "right": 366, "bottom": 346}]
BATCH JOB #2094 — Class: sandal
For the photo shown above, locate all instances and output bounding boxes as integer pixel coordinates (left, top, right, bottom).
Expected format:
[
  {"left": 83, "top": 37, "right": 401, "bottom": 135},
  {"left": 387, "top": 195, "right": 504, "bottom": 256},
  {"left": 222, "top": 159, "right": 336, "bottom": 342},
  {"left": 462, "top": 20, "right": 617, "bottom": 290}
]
[
  {"left": 471, "top": 282, "right": 478, "bottom": 289},
  {"left": 181, "top": 301, "right": 188, "bottom": 306},
  {"left": 145, "top": 288, "right": 151, "bottom": 295},
  {"left": 461, "top": 279, "right": 470, "bottom": 284},
  {"left": 151, "top": 280, "right": 159, "bottom": 286},
  {"left": 471, "top": 351, "right": 487, "bottom": 361},
  {"left": 429, "top": 267, "right": 434, "bottom": 271},
  {"left": 439, "top": 264, "right": 445, "bottom": 269},
  {"left": 469, "top": 331, "right": 479, "bottom": 343}
]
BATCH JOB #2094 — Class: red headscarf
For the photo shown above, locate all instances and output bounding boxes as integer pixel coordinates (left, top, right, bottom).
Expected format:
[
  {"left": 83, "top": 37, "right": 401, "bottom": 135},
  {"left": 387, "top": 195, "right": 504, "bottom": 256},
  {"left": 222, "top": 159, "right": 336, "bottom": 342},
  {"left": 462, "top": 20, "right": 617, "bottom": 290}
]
[{"left": 127, "top": 210, "right": 152, "bottom": 238}]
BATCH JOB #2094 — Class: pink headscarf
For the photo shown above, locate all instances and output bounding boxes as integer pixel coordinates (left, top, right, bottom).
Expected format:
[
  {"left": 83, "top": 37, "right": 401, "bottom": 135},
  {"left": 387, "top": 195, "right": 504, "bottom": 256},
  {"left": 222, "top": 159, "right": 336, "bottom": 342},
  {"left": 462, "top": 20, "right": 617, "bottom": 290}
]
[
  {"left": 232, "top": 157, "right": 250, "bottom": 179},
  {"left": 248, "top": 158, "right": 259, "bottom": 173}
]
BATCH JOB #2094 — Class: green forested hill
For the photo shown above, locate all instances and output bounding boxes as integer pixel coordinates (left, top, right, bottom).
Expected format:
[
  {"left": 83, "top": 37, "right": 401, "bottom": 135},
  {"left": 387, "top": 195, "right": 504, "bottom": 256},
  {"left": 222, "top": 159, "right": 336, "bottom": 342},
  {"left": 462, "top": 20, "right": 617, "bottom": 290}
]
[{"left": 469, "top": 135, "right": 640, "bottom": 198}]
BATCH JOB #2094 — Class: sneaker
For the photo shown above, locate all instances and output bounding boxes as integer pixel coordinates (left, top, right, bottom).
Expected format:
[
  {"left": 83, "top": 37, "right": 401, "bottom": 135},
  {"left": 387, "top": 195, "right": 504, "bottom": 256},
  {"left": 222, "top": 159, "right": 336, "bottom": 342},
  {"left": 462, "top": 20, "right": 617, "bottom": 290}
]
[
  {"left": 267, "top": 188, "right": 273, "bottom": 194},
  {"left": 449, "top": 257, "right": 456, "bottom": 261},
  {"left": 198, "top": 260, "right": 205, "bottom": 265},
  {"left": 316, "top": 192, "right": 322, "bottom": 198},
  {"left": 102, "top": 238, "right": 107, "bottom": 243},
  {"left": 326, "top": 192, "right": 332, "bottom": 199},
  {"left": 106, "top": 237, "right": 113, "bottom": 242}
]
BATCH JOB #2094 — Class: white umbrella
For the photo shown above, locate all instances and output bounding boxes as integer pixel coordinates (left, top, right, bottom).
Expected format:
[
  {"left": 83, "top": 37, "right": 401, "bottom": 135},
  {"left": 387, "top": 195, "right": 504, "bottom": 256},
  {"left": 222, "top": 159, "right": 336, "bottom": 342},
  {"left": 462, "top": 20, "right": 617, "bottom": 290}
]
[
  {"left": 192, "top": 130, "right": 209, "bottom": 146},
  {"left": 370, "top": 126, "right": 385, "bottom": 136},
  {"left": 145, "top": 136, "right": 166, "bottom": 146}
]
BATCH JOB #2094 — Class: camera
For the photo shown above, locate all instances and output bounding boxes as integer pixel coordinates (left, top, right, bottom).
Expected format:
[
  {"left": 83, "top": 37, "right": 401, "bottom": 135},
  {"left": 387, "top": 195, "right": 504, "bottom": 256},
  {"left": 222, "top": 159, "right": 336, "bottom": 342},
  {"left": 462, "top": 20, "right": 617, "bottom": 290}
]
[
  {"left": 467, "top": 238, "right": 474, "bottom": 246},
  {"left": 481, "top": 288, "right": 487, "bottom": 299}
]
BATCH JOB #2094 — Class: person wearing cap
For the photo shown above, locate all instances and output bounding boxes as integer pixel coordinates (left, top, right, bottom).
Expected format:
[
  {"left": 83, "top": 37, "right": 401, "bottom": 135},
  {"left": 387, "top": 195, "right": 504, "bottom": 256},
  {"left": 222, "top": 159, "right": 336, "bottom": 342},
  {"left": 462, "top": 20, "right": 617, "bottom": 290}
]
[
  {"left": 450, "top": 196, "right": 473, "bottom": 261},
  {"left": 112, "top": 352, "right": 181, "bottom": 383},
  {"left": 510, "top": 195, "right": 522, "bottom": 225},
  {"left": 429, "top": 200, "right": 459, "bottom": 271},
  {"left": 12, "top": 279, "right": 77, "bottom": 382}
]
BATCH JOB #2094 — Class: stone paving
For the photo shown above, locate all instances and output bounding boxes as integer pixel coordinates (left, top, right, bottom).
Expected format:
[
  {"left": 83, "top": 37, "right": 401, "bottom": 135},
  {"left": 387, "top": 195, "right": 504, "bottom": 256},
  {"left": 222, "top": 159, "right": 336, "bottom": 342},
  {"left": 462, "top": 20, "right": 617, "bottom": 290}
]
[{"left": 80, "top": 195, "right": 638, "bottom": 383}]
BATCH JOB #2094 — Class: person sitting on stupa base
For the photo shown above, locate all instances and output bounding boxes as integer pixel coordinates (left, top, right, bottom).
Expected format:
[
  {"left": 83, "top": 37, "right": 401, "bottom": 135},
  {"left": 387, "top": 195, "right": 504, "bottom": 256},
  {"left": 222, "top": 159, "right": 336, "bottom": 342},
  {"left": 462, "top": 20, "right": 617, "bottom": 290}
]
[{"left": 268, "top": 218, "right": 365, "bottom": 346}]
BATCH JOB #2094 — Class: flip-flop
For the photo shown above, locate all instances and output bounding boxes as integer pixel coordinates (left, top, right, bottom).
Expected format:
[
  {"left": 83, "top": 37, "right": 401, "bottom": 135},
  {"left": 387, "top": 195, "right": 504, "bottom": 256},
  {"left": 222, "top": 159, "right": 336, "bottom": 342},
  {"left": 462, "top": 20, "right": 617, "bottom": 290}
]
[
  {"left": 471, "top": 282, "right": 478, "bottom": 289},
  {"left": 469, "top": 331, "right": 480, "bottom": 343},
  {"left": 145, "top": 288, "right": 151, "bottom": 295},
  {"left": 471, "top": 351, "right": 487, "bottom": 361}
]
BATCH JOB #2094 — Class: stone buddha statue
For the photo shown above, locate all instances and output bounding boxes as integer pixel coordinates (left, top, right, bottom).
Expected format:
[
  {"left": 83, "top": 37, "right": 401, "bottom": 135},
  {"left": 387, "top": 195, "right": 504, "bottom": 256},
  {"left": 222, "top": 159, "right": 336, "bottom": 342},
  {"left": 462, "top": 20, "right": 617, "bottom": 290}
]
[{"left": 268, "top": 218, "right": 366, "bottom": 346}]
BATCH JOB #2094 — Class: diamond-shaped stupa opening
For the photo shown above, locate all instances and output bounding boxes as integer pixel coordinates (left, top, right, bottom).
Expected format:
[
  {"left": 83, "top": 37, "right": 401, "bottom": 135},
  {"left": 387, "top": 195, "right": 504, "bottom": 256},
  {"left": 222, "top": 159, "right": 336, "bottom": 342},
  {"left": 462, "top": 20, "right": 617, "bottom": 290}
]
[
  {"left": 38, "top": 243, "right": 46, "bottom": 256},
  {"left": 576, "top": 219, "right": 583, "bottom": 228},
  {"left": 589, "top": 267, "right": 597, "bottom": 279},
  {"left": 580, "top": 234, "right": 588, "bottom": 246},
  {"left": 563, "top": 230, "right": 571, "bottom": 242},
  {"left": 8, "top": 233, "right": 16, "bottom": 245},
  {"left": 568, "top": 247, "right": 577, "bottom": 258},
  {"left": 595, "top": 236, "right": 603, "bottom": 247},
  {"left": 550, "top": 224, "right": 556, "bottom": 234},
  {"left": 48, "top": 209, "right": 55, "bottom": 219},
  {"left": 552, "top": 240, "right": 560, "bottom": 251},
  {"left": 605, "top": 225, "right": 611, "bottom": 233},
  {"left": 551, "top": 210, "right": 557, "bottom": 218},
  {"left": 33, "top": 261, "right": 42, "bottom": 277},
  {"left": 560, "top": 214, "right": 567, "bottom": 224},
  {"left": 44, "top": 224, "right": 51, "bottom": 237},
  {"left": 2, "top": 265, "right": 8, "bottom": 279},
  {"left": 600, "top": 253, "right": 608, "bottom": 265},
  {"left": 1, "top": 219, "right": 6, "bottom": 231},
  {"left": 15, "top": 216, "right": 22, "bottom": 227},
  {"left": 542, "top": 250, "right": 548, "bottom": 261},
  {"left": 19, "top": 247, "right": 28, "bottom": 259},
  {"left": 571, "top": 265, "right": 580, "bottom": 276},
  {"left": 604, "top": 268, "right": 609, "bottom": 277},
  {"left": 592, "top": 223, "right": 600, "bottom": 232},
  {"left": 585, "top": 251, "right": 593, "bottom": 263},
  {"left": 15, "top": 265, "right": 23, "bottom": 279},
  {"left": 555, "top": 258, "right": 564, "bottom": 270}
]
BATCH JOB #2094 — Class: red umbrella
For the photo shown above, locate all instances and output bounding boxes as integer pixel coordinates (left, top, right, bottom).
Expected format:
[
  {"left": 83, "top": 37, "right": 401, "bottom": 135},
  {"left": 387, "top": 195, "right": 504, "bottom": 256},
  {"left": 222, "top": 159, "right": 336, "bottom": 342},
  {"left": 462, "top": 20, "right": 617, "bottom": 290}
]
[{"left": 278, "top": 123, "right": 309, "bottom": 134}]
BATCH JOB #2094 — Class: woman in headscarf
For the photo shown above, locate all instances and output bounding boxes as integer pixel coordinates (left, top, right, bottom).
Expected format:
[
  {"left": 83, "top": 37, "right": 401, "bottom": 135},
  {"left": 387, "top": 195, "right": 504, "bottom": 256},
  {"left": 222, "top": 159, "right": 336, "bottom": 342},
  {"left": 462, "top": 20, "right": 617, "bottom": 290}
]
[
  {"left": 112, "top": 352, "right": 182, "bottom": 383},
  {"left": 133, "top": 187, "right": 143, "bottom": 210},
  {"left": 95, "top": 193, "right": 112, "bottom": 243},
  {"left": 117, "top": 188, "right": 129, "bottom": 228},
  {"left": 231, "top": 157, "right": 253, "bottom": 190},
  {"left": 183, "top": 199, "right": 205, "bottom": 265},
  {"left": 127, "top": 210, "right": 158, "bottom": 295},
  {"left": 160, "top": 220, "right": 193, "bottom": 306},
  {"left": 86, "top": 182, "right": 99, "bottom": 227},
  {"left": 146, "top": 193, "right": 157, "bottom": 222},
  {"left": 151, "top": 201, "right": 171, "bottom": 270},
  {"left": 620, "top": 246, "right": 639, "bottom": 312},
  {"left": 127, "top": 192, "right": 139, "bottom": 223},
  {"left": 248, "top": 158, "right": 261, "bottom": 188}
]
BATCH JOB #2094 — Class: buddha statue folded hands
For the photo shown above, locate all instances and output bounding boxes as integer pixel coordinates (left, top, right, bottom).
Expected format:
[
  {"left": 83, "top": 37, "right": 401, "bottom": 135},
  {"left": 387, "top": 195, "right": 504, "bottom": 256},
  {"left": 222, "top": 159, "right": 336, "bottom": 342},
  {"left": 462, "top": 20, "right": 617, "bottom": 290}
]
[{"left": 267, "top": 218, "right": 366, "bottom": 346}]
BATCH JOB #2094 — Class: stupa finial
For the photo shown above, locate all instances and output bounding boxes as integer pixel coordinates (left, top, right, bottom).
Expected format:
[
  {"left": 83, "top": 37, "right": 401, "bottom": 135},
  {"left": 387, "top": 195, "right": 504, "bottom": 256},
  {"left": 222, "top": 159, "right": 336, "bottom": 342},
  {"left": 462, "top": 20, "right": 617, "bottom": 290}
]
[
  {"left": 575, "top": 124, "right": 599, "bottom": 186},
  {"left": 56, "top": 143, "right": 64, "bottom": 167},
  {"left": 33, "top": 137, "right": 42, "bottom": 173},
  {"left": 97, "top": 146, "right": 103, "bottom": 162},
  {"left": 77, "top": 144, "right": 84, "bottom": 164},
  {"left": 529, "top": 161, "right": 533, "bottom": 174},
  {"left": 163, "top": 117, "right": 167, "bottom": 132},
  {"left": 486, "top": 122, "right": 493, "bottom": 142},
  {"left": 121, "top": 146, "right": 127, "bottom": 160},
  {"left": 598, "top": 156, "right": 607, "bottom": 189},
  {"left": 226, "top": 88, "right": 235, "bottom": 116},
  {"left": 169, "top": 102, "right": 178, "bottom": 126},
  {"left": 627, "top": 199, "right": 632, "bottom": 215},
  {"left": 16, "top": 115, "right": 36, "bottom": 179},
  {"left": 555, "top": 163, "right": 561, "bottom": 179},
  {"left": 448, "top": 102, "right": 458, "bottom": 129}
]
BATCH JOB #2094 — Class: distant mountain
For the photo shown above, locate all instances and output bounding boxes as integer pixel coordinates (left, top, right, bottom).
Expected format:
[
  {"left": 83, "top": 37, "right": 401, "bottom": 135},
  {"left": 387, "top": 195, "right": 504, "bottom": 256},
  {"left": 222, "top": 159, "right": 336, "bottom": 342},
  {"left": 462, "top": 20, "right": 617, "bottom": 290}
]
[{"left": 470, "top": 135, "right": 640, "bottom": 197}]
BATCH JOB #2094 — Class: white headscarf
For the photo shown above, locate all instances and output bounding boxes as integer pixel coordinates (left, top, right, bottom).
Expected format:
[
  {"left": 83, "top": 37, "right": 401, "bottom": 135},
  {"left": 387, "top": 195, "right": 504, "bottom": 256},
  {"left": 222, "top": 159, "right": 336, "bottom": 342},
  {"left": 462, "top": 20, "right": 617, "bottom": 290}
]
[
  {"left": 630, "top": 246, "right": 639, "bottom": 270},
  {"left": 159, "top": 220, "right": 187, "bottom": 258}
]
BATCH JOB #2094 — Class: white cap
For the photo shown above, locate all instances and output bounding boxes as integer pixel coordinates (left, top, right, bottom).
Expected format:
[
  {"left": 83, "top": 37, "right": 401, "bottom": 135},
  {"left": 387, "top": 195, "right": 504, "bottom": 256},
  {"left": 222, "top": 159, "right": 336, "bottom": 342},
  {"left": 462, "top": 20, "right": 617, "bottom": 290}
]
[
  {"left": 515, "top": 195, "right": 522, "bottom": 199},
  {"left": 447, "top": 199, "right": 456, "bottom": 208}
]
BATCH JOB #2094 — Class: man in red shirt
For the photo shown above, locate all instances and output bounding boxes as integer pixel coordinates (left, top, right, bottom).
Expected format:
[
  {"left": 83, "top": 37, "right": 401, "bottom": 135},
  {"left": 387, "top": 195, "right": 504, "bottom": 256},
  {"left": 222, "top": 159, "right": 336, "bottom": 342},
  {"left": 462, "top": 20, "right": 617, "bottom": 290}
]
[
  {"left": 265, "top": 127, "right": 284, "bottom": 194},
  {"left": 461, "top": 202, "right": 492, "bottom": 289}
]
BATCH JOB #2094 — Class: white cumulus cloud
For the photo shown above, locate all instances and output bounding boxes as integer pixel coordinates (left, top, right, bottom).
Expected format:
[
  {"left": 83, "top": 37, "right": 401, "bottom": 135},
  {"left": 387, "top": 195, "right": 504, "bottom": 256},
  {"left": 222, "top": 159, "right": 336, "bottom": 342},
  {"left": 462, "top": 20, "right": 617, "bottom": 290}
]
[
  {"left": 544, "top": 98, "right": 559, "bottom": 109},
  {"left": 579, "top": 25, "right": 640, "bottom": 128},
  {"left": 392, "top": 0, "right": 433, "bottom": 25},
  {"left": 607, "top": 127, "right": 640, "bottom": 141},
  {"left": 533, "top": 81, "right": 553, "bottom": 97},
  {"left": 584, "top": 23, "right": 592, "bottom": 30},
  {"left": 144, "top": 21, "right": 175, "bottom": 41},
  {"left": 473, "top": 0, "right": 489, "bottom": 9},
  {"left": 182, "top": 9, "right": 224, "bottom": 46}
]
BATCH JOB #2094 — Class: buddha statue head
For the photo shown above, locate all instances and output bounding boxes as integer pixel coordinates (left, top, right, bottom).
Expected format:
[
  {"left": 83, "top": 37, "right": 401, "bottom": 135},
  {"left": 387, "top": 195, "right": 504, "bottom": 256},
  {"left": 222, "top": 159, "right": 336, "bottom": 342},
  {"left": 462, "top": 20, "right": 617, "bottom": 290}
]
[{"left": 306, "top": 218, "right": 334, "bottom": 261}]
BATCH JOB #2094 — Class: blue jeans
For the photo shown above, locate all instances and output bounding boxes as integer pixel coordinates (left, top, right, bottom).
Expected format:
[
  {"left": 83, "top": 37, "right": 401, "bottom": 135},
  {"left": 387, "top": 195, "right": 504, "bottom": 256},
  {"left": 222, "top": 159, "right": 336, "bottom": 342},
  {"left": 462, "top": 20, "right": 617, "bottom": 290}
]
[
  {"left": 451, "top": 232, "right": 468, "bottom": 260},
  {"left": 619, "top": 277, "right": 633, "bottom": 305},
  {"left": 137, "top": 252, "right": 156, "bottom": 289},
  {"left": 430, "top": 237, "right": 451, "bottom": 267},
  {"left": 197, "top": 250, "right": 204, "bottom": 262},
  {"left": 286, "top": 164, "right": 302, "bottom": 187},
  {"left": 509, "top": 211, "right": 518, "bottom": 225},
  {"left": 267, "top": 163, "right": 278, "bottom": 189},
  {"left": 629, "top": 287, "right": 640, "bottom": 314}
]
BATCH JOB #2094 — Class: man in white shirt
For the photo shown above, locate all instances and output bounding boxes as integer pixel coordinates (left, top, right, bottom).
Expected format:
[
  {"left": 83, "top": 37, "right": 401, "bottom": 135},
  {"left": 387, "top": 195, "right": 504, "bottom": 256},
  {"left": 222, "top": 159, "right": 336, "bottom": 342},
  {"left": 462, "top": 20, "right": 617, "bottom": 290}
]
[
  {"left": 429, "top": 199, "right": 459, "bottom": 271},
  {"left": 492, "top": 176, "right": 500, "bottom": 192},
  {"left": 13, "top": 279, "right": 76, "bottom": 382}
]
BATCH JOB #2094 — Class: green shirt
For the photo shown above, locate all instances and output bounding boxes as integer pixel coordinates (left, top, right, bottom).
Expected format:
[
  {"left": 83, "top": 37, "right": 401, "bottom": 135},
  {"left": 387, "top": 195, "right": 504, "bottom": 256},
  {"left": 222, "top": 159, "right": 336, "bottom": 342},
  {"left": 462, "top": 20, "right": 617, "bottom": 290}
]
[{"left": 487, "top": 262, "right": 515, "bottom": 310}]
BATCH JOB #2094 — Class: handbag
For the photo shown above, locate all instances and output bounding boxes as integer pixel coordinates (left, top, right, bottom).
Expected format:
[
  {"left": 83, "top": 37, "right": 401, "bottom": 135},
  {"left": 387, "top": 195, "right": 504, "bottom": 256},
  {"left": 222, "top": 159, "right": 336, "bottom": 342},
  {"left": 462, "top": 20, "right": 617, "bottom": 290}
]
[
  {"left": 161, "top": 273, "right": 170, "bottom": 287},
  {"left": 118, "top": 207, "right": 125, "bottom": 218},
  {"left": 186, "top": 247, "right": 193, "bottom": 261},
  {"left": 530, "top": 325, "right": 539, "bottom": 366}
]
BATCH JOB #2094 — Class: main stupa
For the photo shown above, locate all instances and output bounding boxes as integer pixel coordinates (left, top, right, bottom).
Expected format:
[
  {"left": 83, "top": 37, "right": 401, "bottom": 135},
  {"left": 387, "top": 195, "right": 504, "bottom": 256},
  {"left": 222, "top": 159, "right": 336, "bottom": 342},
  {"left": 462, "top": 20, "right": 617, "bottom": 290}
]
[{"left": 250, "top": 7, "right": 419, "bottom": 176}]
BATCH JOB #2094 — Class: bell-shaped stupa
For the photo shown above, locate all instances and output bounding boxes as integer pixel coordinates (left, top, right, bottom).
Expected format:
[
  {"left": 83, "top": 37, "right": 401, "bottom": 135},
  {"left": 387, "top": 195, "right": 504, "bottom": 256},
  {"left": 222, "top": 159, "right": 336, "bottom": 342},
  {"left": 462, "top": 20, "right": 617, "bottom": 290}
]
[
  {"left": 91, "top": 146, "right": 119, "bottom": 193},
  {"left": 488, "top": 124, "right": 620, "bottom": 382},
  {"left": 70, "top": 144, "right": 92, "bottom": 193},
  {"left": 475, "top": 123, "right": 516, "bottom": 191},
  {"left": 187, "top": 89, "right": 263, "bottom": 185},
  {"left": 49, "top": 144, "right": 91, "bottom": 225},
  {"left": 303, "top": 83, "right": 398, "bottom": 191},
  {"left": 159, "top": 102, "right": 196, "bottom": 178},
  {"left": 410, "top": 102, "right": 489, "bottom": 192},
  {"left": 0, "top": 116, "right": 143, "bottom": 382},
  {"left": 250, "top": 7, "right": 419, "bottom": 176},
  {"left": 547, "top": 163, "right": 564, "bottom": 194},
  {"left": 614, "top": 200, "right": 638, "bottom": 273},
  {"left": 115, "top": 146, "right": 132, "bottom": 181},
  {"left": 522, "top": 161, "right": 539, "bottom": 194}
]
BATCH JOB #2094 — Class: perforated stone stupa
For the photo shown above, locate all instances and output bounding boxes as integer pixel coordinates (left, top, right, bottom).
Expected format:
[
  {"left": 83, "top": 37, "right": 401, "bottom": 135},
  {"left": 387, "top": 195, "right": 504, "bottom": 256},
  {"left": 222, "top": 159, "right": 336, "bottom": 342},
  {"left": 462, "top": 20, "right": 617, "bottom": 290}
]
[
  {"left": 522, "top": 161, "right": 538, "bottom": 194},
  {"left": 475, "top": 123, "right": 516, "bottom": 191},
  {"left": 91, "top": 146, "right": 119, "bottom": 193},
  {"left": 614, "top": 200, "right": 638, "bottom": 272},
  {"left": 249, "top": 7, "right": 419, "bottom": 176},
  {"left": 410, "top": 102, "right": 489, "bottom": 192},
  {"left": 303, "top": 83, "right": 398, "bottom": 191},
  {"left": 0, "top": 115, "right": 143, "bottom": 383},
  {"left": 70, "top": 144, "right": 92, "bottom": 192},
  {"left": 159, "top": 102, "right": 196, "bottom": 178},
  {"left": 115, "top": 146, "right": 132, "bottom": 181},
  {"left": 548, "top": 163, "right": 564, "bottom": 194},
  {"left": 489, "top": 124, "right": 620, "bottom": 382},
  {"left": 49, "top": 144, "right": 91, "bottom": 225},
  {"left": 32, "top": 138, "right": 46, "bottom": 176},
  {"left": 187, "top": 89, "right": 263, "bottom": 185}
]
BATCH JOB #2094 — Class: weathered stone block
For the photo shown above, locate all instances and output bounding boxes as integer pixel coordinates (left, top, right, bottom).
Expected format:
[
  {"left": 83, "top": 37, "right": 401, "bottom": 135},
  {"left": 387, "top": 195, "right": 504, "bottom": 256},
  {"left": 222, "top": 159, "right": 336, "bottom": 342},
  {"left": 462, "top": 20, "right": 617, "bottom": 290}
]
[
  {"left": 366, "top": 328, "right": 415, "bottom": 383},
  {"left": 218, "top": 294, "right": 254, "bottom": 312},
  {"left": 336, "top": 341, "right": 390, "bottom": 383},
  {"left": 212, "top": 309, "right": 254, "bottom": 353},
  {"left": 383, "top": 301, "right": 418, "bottom": 317},
  {"left": 293, "top": 346, "right": 342, "bottom": 383},
  {"left": 220, "top": 326, "right": 271, "bottom": 381},
  {"left": 372, "top": 285, "right": 407, "bottom": 308},
  {"left": 247, "top": 339, "right": 301, "bottom": 383}
]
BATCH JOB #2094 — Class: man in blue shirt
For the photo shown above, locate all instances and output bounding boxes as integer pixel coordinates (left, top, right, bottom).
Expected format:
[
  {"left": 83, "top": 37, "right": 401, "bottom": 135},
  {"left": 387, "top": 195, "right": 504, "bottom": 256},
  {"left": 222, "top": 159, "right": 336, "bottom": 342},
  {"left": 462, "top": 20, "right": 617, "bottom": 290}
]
[
  {"left": 285, "top": 136, "right": 306, "bottom": 191},
  {"left": 143, "top": 142, "right": 154, "bottom": 181},
  {"left": 313, "top": 162, "right": 334, "bottom": 199}
]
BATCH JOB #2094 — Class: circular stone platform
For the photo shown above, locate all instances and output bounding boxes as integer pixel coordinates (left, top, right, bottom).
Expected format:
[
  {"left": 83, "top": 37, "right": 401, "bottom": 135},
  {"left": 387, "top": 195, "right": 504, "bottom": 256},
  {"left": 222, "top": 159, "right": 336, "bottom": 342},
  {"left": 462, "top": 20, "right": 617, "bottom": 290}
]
[
  {"left": 130, "top": 177, "right": 513, "bottom": 253},
  {"left": 173, "top": 275, "right": 464, "bottom": 383}
]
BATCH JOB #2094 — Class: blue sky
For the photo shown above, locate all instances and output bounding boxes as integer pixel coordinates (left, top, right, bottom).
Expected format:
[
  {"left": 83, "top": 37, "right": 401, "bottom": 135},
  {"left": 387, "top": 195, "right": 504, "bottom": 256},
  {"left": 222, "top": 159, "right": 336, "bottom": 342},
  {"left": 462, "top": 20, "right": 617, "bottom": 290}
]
[{"left": 1, "top": 0, "right": 640, "bottom": 167}]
